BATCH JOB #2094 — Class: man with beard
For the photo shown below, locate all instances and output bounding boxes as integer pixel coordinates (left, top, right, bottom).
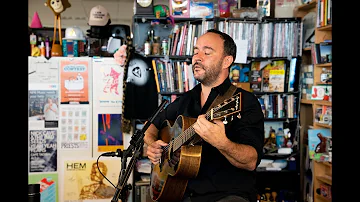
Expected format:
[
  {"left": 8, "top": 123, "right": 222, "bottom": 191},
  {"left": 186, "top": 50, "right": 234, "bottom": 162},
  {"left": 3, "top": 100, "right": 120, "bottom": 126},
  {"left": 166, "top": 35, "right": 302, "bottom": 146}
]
[{"left": 144, "top": 29, "right": 264, "bottom": 202}]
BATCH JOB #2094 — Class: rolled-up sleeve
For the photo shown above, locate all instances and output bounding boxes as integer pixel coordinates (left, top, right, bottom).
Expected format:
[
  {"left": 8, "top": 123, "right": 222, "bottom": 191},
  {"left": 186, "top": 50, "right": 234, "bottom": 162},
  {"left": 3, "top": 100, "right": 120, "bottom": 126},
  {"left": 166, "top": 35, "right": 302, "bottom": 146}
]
[{"left": 227, "top": 90, "right": 265, "bottom": 166}]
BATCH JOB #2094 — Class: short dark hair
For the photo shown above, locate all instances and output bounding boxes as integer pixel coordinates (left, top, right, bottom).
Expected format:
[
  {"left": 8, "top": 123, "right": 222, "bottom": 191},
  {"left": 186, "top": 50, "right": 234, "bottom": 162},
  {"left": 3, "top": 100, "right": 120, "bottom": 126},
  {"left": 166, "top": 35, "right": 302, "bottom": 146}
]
[{"left": 206, "top": 29, "right": 237, "bottom": 66}]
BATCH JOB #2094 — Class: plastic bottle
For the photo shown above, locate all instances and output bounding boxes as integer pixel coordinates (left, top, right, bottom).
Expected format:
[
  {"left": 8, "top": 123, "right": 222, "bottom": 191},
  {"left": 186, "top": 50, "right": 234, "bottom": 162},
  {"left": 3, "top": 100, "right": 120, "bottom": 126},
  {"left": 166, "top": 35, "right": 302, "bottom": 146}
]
[
  {"left": 45, "top": 37, "right": 50, "bottom": 58},
  {"left": 218, "top": 0, "right": 230, "bottom": 18},
  {"left": 40, "top": 42, "right": 45, "bottom": 57},
  {"left": 276, "top": 128, "right": 285, "bottom": 148}
]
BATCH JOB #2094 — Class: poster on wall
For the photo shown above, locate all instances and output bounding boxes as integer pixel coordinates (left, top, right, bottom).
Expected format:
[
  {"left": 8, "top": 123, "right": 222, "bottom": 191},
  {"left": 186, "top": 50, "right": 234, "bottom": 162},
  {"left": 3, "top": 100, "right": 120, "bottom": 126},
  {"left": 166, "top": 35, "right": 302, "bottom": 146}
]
[
  {"left": 29, "top": 130, "right": 57, "bottom": 172},
  {"left": 98, "top": 113, "right": 124, "bottom": 152},
  {"left": 28, "top": 57, "right": 59, "bottom": 84},
  {"left": 92, "top": 58, "right": 124, "bottom": 108},
  {"left": 29, "top": 86, "right": 59, "bottom": 128},
  {"left": 60, "top": 58, "right": 90, "bottom": 104},
  {"left": 62, "top": 158, "right": 122, "bottom": 202},
  {"left": 59, "top": 105, "right": 90, "bottom": 150},
  {"left": 29, "top": 173, "right": 58, "bottom": 202}
]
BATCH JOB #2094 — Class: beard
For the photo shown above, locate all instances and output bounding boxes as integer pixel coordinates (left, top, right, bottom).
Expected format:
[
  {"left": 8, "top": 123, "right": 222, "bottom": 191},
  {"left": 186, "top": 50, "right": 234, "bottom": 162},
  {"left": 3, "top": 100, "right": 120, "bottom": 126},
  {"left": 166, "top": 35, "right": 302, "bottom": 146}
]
[{"left": 193, "top": 60, "right": 223, "bottom": 86}]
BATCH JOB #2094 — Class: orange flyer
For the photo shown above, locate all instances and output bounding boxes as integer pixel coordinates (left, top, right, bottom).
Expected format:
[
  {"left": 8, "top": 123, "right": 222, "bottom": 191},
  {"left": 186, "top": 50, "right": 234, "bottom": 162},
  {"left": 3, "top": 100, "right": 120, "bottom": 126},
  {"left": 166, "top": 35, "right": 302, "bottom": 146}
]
[{"left": 60, "top": 59, "right": 89, "bottom": 104}]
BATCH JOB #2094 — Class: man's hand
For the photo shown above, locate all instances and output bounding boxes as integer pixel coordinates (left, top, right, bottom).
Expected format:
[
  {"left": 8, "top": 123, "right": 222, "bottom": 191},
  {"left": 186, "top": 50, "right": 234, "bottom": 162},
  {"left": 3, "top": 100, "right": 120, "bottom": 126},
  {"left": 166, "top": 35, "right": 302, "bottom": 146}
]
[
  {"left": 192, "top": 114, "right": 229, "bottom": 150},
  {"left": 168, "top": 149, "right": 180, "bottom": 168},
  {"left": 146, "top": 140, "right": 168, "bottom": 165}
]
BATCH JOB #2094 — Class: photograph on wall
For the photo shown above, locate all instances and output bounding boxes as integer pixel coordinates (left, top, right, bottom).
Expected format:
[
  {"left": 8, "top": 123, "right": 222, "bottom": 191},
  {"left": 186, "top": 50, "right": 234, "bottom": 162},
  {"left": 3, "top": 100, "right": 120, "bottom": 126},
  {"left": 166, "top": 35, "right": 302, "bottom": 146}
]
[
  {"left": 92, "top": 58, "right": 124, "bottom": 108},
  {"left": 98, "top": 113, "right": 124, "bottom": 152},
  {"left": 29, "top": 84, "right": 59, "bottom": 128},
  {"left": 308, "top": 128, "right": 331, "bottom": 161},
  {"left": 60, "top": 59, "right": 90, "bottom": 104},
  {"left": 29, "top": 172, "right": 58, "bottom": 202},
  {"left": 62, "top": 158, "right": 121, "bottom": 202},
  {"left": 59, "top": 105, "right": 90, "bottom": 150},
  {"left": 28, "top": 57, "right": 59, "bottom": 84},
  {"left": 29, "top": 130, "right": 57, "bottom": 172}
]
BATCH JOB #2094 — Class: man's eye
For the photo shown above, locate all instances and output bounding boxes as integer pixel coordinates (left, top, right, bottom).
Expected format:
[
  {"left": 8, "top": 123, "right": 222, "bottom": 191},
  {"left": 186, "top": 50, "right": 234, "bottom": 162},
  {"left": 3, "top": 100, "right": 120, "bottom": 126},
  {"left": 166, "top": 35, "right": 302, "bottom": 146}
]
[{"left": 205, "top": 52, "right": 210, "bottom": 55}]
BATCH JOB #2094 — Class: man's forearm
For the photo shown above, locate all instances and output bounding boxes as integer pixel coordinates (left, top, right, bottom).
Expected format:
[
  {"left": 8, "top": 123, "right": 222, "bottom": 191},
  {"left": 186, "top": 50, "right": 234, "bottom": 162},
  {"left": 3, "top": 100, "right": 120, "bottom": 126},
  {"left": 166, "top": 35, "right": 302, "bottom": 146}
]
[
  {"left": 218, "top": 139, "right": 258, "bottom": 171},
  {"left": 144, "top": 123, "right": 159, "bottom": 146}
]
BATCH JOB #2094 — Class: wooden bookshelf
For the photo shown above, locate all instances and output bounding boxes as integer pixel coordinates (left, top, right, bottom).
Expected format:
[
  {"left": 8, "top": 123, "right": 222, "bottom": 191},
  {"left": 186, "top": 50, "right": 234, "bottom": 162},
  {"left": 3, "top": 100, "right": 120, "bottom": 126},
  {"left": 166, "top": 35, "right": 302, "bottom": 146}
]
[
  {"left": 313, "top": 161, "right": 332, "bottom": 201},
  {"left": 316, "top": 63, "right": 332, "bottom": 67},
  {"left": 295, "top": 0, "right": 332, "bottom": 200},
  {"left": 300, "top": 99, "right": 332, "bottom": 106},
  {"left": 296, "top": 0, "right": 317, "bottom": 11},
  {"left": 318, "top": 25, "right": 332, "bottom": 31},
  {"left": 314, "top": 122, "right": 332, "bottom": 129}
]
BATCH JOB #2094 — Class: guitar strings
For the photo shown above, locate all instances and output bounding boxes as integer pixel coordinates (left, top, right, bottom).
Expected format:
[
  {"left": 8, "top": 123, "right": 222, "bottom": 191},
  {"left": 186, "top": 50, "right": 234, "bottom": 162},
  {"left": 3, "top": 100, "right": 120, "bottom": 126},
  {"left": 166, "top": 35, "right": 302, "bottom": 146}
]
[{"left": 161, "top": 97, "right": 235, "bottom": 156}]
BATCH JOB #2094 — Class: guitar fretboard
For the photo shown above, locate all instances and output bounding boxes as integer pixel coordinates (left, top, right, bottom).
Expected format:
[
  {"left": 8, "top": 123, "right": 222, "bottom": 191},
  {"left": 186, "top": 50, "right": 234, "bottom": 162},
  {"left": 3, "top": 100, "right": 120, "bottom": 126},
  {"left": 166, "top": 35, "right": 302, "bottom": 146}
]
[{"left": 162, "top": 110, "right": 213, "bottom": 153}]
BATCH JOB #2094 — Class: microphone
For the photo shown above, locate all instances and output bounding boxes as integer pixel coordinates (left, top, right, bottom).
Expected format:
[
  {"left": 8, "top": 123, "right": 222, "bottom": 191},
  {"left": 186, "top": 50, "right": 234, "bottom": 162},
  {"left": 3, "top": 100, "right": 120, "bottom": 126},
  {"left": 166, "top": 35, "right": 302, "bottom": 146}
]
[{"left": 101, "top": 149, "right": 123, "bottom": 157}]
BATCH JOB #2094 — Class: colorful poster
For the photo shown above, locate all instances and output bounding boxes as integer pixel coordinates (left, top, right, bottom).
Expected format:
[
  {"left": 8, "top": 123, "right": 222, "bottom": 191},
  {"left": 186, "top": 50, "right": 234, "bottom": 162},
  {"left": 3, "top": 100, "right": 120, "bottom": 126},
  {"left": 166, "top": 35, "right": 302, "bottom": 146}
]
[
  {"left": 29, "top": 130, "right": 57, "bottom": 172},
  {"left": 62, "top": 158, "right": 122, "bottom": 202},
  {"left": 29, "top": 82, "right": 59, "bottom": 129},
  {"left": 60, "top": 59, "right": 89, "bottom": 104},
  {"left": 29, "top": 90, "right": 59, "bottom": 121},
  {"left": 29, "top": 173, "right": 58, "bottom": 202},
  {"left": 92, "top": 58, "right": 124, "bottom": 108},
  {"left": 59, "top": 105, "right": 90, "bottom": 150},
  {"left": 98, "top": 114, "right": 124, "bottom": 152},
  {"left": 308, "top": 128, "right": 331, "bottom": 161}
]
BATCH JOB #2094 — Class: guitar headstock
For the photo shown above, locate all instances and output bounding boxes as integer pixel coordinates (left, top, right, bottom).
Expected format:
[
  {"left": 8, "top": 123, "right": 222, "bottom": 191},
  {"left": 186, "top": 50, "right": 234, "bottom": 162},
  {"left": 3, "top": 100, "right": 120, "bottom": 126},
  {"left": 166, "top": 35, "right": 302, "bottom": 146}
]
[
  {"left": 209, "top": 92, "right": 242, "bottom": 122},
  {"left": 121, "top": 36, "right": 134, "bottom": 133}
]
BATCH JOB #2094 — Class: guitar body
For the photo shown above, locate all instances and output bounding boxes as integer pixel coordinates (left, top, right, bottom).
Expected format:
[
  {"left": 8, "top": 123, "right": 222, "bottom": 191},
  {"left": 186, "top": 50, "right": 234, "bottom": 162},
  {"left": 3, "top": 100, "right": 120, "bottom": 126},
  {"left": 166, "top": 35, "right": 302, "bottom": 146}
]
[
  {"left": 150, "top": 115, "right": 202, "bottom": 202},
  {"left": 149, "top": 91, "right": 242, "bottom": 201}
]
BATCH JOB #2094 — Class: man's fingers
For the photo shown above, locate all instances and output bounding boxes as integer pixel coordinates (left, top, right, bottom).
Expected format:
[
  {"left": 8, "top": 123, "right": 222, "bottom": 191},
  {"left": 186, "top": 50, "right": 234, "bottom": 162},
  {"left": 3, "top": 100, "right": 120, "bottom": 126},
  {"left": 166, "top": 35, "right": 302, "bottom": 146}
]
[
  {"left": 148, "top": 156, "right": 159, "bottom": 165},
  {"left": 156, "top": 140, "right": 168, "bottom": 147}
]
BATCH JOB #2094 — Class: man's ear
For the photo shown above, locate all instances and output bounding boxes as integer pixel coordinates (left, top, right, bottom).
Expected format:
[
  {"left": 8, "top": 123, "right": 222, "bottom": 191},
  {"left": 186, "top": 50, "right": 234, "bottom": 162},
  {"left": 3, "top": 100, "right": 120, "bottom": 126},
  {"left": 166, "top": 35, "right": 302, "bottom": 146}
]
[{"left": 222, "top": 55, "right": 234, "bottom": 69}]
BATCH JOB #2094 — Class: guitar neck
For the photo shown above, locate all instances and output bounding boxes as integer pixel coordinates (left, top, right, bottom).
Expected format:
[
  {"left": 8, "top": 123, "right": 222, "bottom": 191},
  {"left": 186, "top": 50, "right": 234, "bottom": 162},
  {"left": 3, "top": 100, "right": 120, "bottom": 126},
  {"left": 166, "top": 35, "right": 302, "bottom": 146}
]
[{"left": 173, "top": 110, "right": 212, "bottom": 151}]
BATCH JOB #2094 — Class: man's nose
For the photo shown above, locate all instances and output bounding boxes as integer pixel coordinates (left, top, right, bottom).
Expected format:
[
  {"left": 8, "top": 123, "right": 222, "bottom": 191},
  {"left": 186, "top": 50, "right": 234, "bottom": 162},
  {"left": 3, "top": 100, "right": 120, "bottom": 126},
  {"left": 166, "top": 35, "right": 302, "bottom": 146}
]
[{"left": 192, "top": 54, "right": 202, "bottom": 64}]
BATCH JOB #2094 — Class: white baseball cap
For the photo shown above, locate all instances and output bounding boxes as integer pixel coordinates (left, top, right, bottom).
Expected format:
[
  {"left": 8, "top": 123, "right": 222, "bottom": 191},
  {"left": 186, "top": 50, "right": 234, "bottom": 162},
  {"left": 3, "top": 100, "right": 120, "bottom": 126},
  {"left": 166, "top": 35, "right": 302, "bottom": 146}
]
[
  {"left": 88, "top": 5, "right": 111, "bottom": 26},
  {"left": 63, "top": 26, "right": 85, "bottom": 40}
]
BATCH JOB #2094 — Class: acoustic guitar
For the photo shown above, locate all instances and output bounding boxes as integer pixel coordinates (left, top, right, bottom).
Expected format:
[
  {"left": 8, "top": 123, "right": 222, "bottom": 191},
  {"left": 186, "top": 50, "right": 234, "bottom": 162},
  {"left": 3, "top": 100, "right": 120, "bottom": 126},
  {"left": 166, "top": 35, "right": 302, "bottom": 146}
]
[{"left": 150, "top": 92, "right": 242, "bottom": 202}]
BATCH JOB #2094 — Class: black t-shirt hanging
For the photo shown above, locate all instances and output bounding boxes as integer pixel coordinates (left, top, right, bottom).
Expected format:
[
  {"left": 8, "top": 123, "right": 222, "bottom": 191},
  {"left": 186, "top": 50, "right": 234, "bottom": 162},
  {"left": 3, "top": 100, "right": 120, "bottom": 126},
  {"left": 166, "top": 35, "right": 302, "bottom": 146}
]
[{"left": 123, "top": 52, "right": 158, "bottom": 121}]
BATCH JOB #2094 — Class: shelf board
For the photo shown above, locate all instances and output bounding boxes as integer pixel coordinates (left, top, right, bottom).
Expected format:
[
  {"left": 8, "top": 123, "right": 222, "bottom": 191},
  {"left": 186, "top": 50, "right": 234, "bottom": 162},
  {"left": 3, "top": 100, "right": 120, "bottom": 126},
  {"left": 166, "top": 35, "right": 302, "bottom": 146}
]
[
  {"left": 316, "top": 175, "right": 332, "bottom": 185},
  {"left": 317, "top": 24, "right": 332, "bottom": 31},
  {"left": 296, "top": 0, "right": 317, "bottom": 11},
  {"left": 314, "top": 122, "right": 332, "bottom": 129},
  {"left": 256, "top": 167, "right": 298, "bottom": 173},
  {"left": 303, "top": 47, "right": 312, "bottom": 51},
  {"left": 315, "top": 82, "right": 332, "bottom": 85},
  {"left": 315, "top": 194, "right": 331, "bottom": 201},
  {"left": 264, "top": 118, "right": 297, "bottom": 121},
  {"left": 253, "top": 91, "right": 300, "bottom": 95},
  {"left": 316, "top": 63, "right": 332, "bottom": 67},
  {"left": 315, "top": 161, "right": 332, "bottom": 167},
  {"left": 300, "top": 99, "right": 332, "bottom": 106}
]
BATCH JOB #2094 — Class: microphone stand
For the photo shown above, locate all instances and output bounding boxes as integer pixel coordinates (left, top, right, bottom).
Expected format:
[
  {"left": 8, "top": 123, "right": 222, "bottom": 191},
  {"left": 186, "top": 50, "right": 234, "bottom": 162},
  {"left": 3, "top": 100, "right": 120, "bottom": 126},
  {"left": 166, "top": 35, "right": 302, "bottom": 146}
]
[{"left": 111, "top": 99, "right": 168, "bottom": 202}]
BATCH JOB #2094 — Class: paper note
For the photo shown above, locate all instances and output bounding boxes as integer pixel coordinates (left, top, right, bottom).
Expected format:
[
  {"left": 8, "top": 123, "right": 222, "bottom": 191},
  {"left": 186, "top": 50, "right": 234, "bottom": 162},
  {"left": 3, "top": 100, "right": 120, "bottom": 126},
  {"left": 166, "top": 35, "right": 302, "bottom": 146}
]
[{"left": 234, "top": 39, "right": 248, "bottom": 64}]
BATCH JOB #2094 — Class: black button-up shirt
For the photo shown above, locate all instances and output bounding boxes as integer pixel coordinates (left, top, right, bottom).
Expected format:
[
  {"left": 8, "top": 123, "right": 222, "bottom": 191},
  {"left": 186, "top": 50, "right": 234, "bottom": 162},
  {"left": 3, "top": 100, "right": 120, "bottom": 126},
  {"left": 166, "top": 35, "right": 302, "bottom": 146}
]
[{"left": 152, "top": 78, "right": 264, "bottom": 202}]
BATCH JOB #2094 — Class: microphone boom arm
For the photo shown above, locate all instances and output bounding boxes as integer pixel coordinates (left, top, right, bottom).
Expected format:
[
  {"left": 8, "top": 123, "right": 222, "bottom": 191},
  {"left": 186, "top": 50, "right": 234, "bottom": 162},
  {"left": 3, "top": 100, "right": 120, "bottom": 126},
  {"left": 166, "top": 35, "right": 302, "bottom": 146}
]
[{"left": 110, "top": 99, "right": 168, "bottom": 202}]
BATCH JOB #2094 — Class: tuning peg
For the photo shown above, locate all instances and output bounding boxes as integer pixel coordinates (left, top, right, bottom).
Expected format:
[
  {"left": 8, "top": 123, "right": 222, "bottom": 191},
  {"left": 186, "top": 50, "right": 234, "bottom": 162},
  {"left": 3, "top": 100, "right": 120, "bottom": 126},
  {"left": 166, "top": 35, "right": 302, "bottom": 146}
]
[
  {"left": 223, "top": 116, "right": 228, "bottom": 124},
  {"left": 237, "top": 113, "right": 241, "bottom": 119}
]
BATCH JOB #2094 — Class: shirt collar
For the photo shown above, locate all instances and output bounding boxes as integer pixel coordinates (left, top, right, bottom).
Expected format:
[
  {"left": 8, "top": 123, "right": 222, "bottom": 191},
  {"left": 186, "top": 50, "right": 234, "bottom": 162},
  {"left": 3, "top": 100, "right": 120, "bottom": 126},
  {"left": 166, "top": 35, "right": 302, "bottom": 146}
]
[
  {"left": 213, "top": 78, "right": 232, "bottom": 95},
  {"left": 192, "top": 77, "right": 232, "bottom": 96}
]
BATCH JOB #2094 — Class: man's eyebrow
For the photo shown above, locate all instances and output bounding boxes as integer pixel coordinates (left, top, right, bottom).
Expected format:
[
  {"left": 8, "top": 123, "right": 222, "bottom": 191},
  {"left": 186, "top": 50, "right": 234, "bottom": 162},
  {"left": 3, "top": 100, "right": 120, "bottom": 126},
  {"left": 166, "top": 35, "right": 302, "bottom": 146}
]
[
  {"left": 193, "top": 46, "right": 214, "bottom": 51},
  {"left": 203, "top": 46, "right": 214, "bottom": 51}
]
